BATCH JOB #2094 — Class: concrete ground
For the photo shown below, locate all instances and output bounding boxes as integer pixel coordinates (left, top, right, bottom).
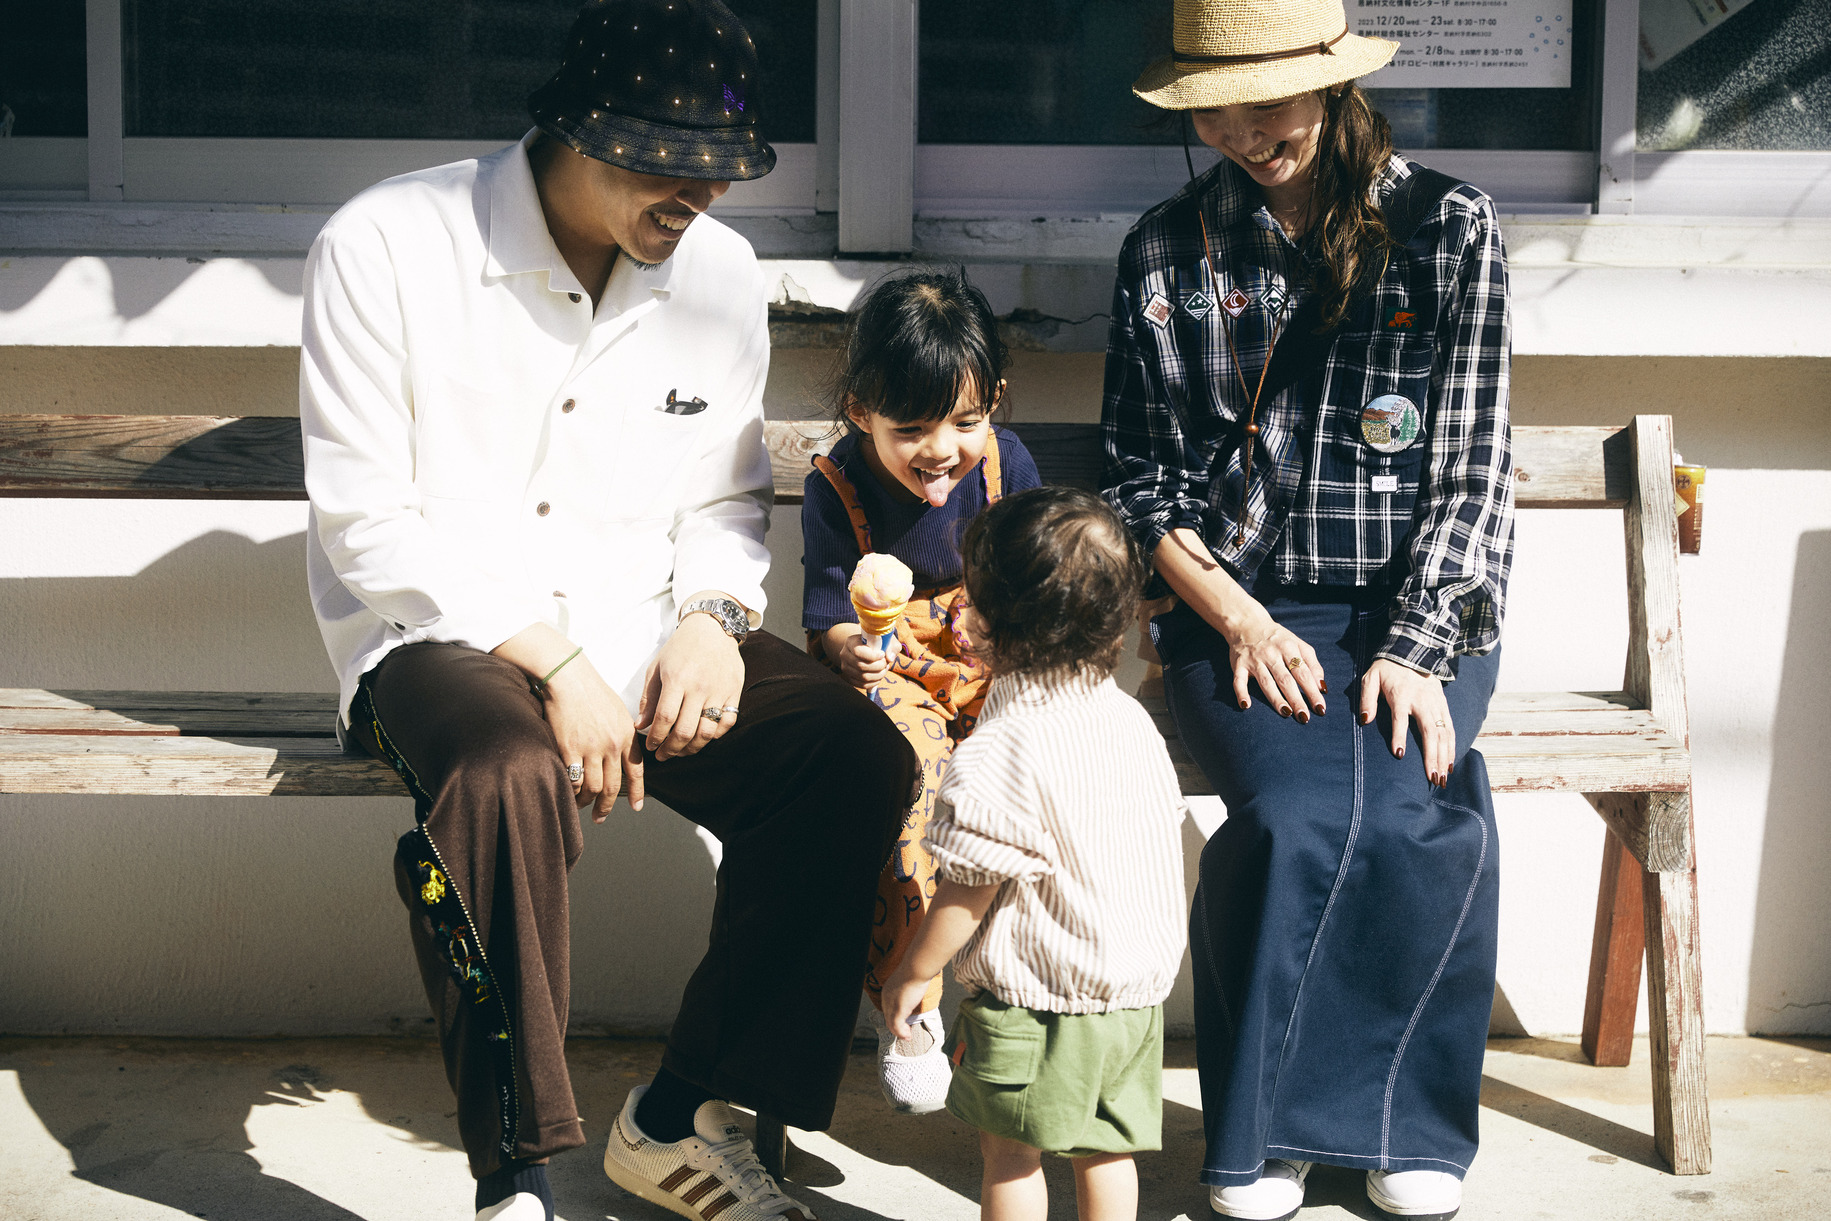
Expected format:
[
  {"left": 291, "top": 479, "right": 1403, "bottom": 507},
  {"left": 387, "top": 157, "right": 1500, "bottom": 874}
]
[{"left": 0, "top": 1036, "right": 1826, "bottom": 1221}]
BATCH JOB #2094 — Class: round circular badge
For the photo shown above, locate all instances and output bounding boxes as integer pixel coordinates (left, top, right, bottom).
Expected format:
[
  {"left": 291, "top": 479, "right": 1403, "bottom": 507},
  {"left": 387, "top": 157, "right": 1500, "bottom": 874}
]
[{"left": 1360, "top": 394, "right": 1421, "bottom": 454}]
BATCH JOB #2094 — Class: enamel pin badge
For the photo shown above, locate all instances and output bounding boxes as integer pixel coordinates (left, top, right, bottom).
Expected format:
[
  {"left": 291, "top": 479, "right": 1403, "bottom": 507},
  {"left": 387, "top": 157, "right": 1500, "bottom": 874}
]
[
  {"left": 1220, "top": 288, "right": 1252, "bottom": 318},
  {"left": 1184, "top": 291, "right": 1215, "bottom": 321},
  {"left": 1143, "top": 291, "right": 1174, "bottom": 329},
  {"left": 1260, "top": 285, "right": 1288, "bottom": 315},
  {"left": 1360, "top": 394, "right": 1421, "bottom": 454}
]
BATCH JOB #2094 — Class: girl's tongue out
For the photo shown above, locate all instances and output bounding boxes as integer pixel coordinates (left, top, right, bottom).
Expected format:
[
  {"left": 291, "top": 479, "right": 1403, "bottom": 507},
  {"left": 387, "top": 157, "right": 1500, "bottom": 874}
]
[{"left": 915, "top": 465, "right": 953, "bottom": 507}]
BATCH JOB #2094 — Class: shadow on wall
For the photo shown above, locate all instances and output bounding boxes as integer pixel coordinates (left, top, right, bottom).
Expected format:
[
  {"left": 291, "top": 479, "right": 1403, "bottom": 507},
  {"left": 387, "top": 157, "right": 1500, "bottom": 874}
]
[
  {"left": 1746, "top": 529, "right": 1831, "bottom": 1035},
  {"left": 0, "top": 529, "right": 327, "bottom": 691}
]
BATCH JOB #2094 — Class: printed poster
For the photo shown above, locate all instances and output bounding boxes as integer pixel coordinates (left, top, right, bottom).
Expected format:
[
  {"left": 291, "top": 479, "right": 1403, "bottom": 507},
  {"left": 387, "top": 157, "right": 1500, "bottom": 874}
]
[
  {"left": 1350, "top": 0, "right": 1575, "bottom": 88},
  {"left": 1638, "top": 0, "right": 1759, "bottom": 69}
]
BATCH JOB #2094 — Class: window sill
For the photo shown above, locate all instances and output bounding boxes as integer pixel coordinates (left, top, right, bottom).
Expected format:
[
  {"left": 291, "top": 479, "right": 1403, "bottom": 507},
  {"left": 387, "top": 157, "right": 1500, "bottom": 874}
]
[{"left": 2, "top": 206, "right": 1829, "bottom": 357}]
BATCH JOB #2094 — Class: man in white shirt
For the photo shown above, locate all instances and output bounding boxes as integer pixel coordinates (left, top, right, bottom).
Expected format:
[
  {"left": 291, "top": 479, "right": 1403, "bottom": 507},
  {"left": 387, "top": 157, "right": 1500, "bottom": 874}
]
[{"left": 299, "top": 5, "right": 913, "bottom": 1219}]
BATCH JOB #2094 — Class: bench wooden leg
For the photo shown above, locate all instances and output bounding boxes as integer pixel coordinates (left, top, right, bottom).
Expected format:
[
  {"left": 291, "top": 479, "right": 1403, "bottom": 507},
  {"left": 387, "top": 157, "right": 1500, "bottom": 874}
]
[
  {"left": 1642, "top": 847, "right": 1711, "bottom": 1175},
  {"left": 756, "top": 1112, "right": 788, "bottom": 1181},
  {"left": 1581, "top": 825, "right": 1646, "bottom": 1067}
]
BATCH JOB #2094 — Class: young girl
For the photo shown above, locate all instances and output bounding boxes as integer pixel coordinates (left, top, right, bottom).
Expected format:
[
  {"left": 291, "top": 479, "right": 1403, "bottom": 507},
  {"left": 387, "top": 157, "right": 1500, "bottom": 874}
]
[
  {"left": 881, "top": 487, "right": 1187, "bottom": 1221},
  {"left": 801, "top": 269, "right": 1041, "bottom": 1114}
]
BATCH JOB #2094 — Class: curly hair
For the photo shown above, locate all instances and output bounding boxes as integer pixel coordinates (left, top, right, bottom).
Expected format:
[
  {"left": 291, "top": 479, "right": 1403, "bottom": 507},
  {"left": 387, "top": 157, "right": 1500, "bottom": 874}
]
[{"left": 961, "top": 487, "right": 1144, "bottom": 679}]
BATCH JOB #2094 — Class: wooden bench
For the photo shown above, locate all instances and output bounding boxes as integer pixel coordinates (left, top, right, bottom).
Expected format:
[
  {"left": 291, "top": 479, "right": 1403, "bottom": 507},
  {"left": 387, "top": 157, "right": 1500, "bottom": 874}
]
[{"left": 0, "top": 411, "right": 1708, "bottom": 1175}]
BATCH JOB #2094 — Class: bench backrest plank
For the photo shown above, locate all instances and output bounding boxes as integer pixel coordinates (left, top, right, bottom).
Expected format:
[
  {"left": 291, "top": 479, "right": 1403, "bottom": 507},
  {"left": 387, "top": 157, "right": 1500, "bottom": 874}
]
[{"left": 3, "top": 413, "right": 1627, "bottom": 510}]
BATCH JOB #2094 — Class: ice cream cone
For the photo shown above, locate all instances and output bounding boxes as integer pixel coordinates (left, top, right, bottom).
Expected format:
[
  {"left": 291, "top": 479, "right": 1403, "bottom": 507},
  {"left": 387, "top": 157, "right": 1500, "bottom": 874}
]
[{"left": 850, "top": 553, "right": 914, "bottom": 650}]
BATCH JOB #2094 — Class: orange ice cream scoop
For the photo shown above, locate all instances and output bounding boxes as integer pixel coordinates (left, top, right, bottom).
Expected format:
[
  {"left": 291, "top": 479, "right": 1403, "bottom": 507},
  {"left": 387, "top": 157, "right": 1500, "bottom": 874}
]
[{"left": 849, "top": 553, "right": 914, "bottom": 644}]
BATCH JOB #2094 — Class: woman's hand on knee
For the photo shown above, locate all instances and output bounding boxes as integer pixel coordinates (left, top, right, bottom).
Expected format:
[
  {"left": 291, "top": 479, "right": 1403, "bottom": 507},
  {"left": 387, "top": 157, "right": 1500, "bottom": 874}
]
[
  {"left": 543, "top": 656, "right": 645, "bottom": 820},
  {"left": 1359, "top": 658, "right": 1453, "bottom": 787},
  {"left": 1225, "top": 614, "right": 1327, "bottom": 721}
]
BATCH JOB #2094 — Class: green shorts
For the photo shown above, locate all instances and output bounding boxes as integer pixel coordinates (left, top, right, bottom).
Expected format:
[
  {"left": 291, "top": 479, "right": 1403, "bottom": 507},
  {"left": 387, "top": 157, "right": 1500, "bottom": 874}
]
[{"left": 944, "top": 993, "right": 1164, "bottom": 1157}]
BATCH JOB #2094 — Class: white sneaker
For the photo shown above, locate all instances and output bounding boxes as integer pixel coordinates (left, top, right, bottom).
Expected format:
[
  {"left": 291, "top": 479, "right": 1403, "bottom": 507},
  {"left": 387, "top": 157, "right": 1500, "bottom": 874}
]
[
  {"left": 870, "top": 1006, "right": 952, "bottom": 1115},
  {"left": 1366, "top": 1168, "right": 1463, "bottom": 1219},
  {"left": 602, "top": 1085, "right": 818, "bottom": 1220},
  {"left": 1209, "top": 1159, "right": 1311, "bottom": 1221},
  {"left": 475, "top": 1194, "right": 546, "bottom": 1221}
]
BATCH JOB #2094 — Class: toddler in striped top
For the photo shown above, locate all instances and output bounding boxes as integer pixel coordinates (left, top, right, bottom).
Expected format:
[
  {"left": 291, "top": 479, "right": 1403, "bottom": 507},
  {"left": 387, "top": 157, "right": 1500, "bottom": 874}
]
[{"left": 881, "top": 486, "right": 1188, "bottom": 1221}]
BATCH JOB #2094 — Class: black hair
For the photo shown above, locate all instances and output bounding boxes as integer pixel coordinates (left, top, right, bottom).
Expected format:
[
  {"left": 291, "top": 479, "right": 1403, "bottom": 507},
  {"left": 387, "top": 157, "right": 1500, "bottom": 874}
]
[
  {"left": 961, "top": 487, "right": 1144, "bottom": 679},
  {"left": 831, "top": 268, "right": 1009, "bottom": 428}
]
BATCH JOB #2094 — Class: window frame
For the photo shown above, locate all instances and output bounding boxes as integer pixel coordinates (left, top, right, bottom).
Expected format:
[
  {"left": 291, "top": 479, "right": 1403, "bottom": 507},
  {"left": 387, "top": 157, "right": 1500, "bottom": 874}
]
[{"left": 2, "top": 0, "right": 1828, "bottom": 246}]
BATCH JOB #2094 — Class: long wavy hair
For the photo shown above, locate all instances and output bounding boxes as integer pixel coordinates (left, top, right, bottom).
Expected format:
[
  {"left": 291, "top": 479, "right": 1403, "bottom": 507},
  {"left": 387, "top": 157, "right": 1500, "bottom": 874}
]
[{"left": 1305, "top": 83, "right": 1397, "bottom": 331}]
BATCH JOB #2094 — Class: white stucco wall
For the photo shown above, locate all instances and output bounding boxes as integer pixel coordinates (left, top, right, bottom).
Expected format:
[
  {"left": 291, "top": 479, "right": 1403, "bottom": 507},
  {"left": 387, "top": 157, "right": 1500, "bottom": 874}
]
[{"left": 1, "top": 255, "right": 1827, "bottom": 1040}]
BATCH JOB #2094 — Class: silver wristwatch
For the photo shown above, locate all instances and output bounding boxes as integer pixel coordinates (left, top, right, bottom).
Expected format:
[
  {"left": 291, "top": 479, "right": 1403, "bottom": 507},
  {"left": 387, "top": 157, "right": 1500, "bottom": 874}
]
[{"left": 679, "top": 597, "right": 750, "bottom": 643}]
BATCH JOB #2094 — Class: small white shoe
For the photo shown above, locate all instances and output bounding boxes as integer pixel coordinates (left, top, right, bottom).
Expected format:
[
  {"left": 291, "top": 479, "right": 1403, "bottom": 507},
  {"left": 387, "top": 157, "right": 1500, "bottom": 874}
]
[
  {"left": 1209, "top": 1159, "right": 1311, "bottom": 1221},
  {"left": 1366, "top": 1168, "right": 1463, "bottom": 1219},
  {"left": 603, "top": 1085, "right": 818, "bottom": 1219},
  {"left": 870, "top": 1006, "right": 952, "bottom": 1115},
  {"left": 475, "top": 1193, "right": 546, "bottom": 1221}
]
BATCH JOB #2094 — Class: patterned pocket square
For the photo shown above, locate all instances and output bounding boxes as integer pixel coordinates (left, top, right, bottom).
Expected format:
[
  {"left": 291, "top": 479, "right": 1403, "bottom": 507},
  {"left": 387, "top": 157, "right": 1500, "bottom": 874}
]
[{"left": 660, "top": 389, "right": 708, "bottom": 415}]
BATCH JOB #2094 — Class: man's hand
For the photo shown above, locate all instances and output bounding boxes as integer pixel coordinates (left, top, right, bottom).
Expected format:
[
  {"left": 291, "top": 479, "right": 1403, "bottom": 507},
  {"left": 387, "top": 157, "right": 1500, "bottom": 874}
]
[
  {"left": 1358, "top": 658, "right": 1454, "bottom": 787},
  {"left": 494, "top": 623, "right": 644, "bottom": 820},
  {"left": 543, "top": 656, "right": 646, "bottom": 820},
  {"left": 823, "top": 622, "right": 897, "bottom": 690},
  {"left": 638, "top": 608, "right": 746, "bottom": 761}
]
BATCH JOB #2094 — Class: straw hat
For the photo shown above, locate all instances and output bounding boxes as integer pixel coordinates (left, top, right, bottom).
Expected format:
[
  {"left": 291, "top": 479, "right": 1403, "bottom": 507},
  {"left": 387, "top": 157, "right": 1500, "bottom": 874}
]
[{"left": 1133, "top": 0, "right": 1396, "bottom": 109}]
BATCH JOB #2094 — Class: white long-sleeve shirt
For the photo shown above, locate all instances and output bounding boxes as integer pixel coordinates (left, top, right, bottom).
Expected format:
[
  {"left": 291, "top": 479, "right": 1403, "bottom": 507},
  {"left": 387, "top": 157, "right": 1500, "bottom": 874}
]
[
  {"left": 301, "top": 131, "right": 772, "bottom": 724},
  {"left": 926, "top": 667, "right": 1187, "bottom": 1014}
]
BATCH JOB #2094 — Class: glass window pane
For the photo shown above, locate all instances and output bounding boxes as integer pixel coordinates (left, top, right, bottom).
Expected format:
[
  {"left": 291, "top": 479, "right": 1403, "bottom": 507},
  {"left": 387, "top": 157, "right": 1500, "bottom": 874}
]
[
  {"left": 0, "top": 0, "right": 88, "bottom": 136},
  {"left": 919, "top": 0, "right": 1598, "bottom": 150},
  {"left": 122, "top": 0, "right": 815, "bottom": 142},
  {"left": 1638, "top": 0, "right": 1831, "bottom": 150}
]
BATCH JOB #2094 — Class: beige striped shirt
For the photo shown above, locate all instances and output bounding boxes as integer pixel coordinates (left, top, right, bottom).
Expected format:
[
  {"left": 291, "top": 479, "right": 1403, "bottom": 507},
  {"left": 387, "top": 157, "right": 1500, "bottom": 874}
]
[{"left": 926, "top": 667, "right": 1187, "bottom": 1014}]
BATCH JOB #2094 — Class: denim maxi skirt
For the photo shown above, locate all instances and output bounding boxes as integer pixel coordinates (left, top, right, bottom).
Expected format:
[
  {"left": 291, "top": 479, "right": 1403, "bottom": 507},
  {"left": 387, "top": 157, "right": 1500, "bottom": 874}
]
[{"left": 1154, "top": 586, "right": 1501, "bottom": 1187}]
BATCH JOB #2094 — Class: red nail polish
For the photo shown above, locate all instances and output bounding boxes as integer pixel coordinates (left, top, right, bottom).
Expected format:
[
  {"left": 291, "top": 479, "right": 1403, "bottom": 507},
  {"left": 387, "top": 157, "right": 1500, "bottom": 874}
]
[
  {"left": 1280, "top": 706, "right": 1291, "bottom": 718},
  {"left": 1319, "top": 681, "right": 1330, "bottom": 694},
  {"left": 1239, "top": 699, "right": 1250, "bottom": 710},
  {"left": 1396, "top": 747, "right": 1405, "bottom": 758}
]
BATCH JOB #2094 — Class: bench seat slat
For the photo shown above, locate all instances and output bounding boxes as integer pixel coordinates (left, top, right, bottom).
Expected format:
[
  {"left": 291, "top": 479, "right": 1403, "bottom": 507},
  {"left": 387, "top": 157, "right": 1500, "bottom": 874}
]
[
  {"left": 0, "top": 731, "right": 400, "bottom": 797},
  {"left": 0, "top": 686, "right": 1690, "bottom": 798}
]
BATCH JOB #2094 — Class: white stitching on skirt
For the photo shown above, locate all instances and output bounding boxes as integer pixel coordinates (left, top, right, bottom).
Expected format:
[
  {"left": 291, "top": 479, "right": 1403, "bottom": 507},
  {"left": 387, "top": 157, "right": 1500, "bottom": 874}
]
[{"left": 1378, "top": 794, "right": 1490, "bottom": 1167}]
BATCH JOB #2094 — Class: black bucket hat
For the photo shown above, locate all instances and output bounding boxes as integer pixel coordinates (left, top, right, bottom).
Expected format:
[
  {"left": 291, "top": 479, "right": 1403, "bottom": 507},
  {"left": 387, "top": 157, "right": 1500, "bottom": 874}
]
[{"left": 529, "top": 0, "right": 776, "bottom": 182}]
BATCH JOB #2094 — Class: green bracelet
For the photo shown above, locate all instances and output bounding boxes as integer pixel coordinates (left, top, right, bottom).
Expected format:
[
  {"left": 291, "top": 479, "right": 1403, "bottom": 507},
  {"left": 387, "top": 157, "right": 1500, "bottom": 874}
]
[{"left": 537, "top": 646, "right": 584, "bottom": 691}]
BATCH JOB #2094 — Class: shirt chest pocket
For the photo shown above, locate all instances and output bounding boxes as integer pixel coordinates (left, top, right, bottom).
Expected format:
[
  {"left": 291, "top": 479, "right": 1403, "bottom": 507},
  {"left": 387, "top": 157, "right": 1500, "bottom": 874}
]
[
  {"left": 414, "top": 373, "right": 539, "bottom": 501},
  {"left": 606, "top": 404, "right": 711, "bottom": 518},
  {"left": 1323, "top": 337, "right": 1434, "bottom": 486}
]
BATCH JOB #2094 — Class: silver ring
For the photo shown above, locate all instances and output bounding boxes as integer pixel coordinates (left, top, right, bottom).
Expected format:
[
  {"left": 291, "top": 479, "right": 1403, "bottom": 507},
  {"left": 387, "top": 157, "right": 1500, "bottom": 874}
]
[
  {"left": 721, "top": 705, "right": 740, "bottom": 719},
  {"left": 566, "top": 762, "right": 584, "bottom": 784},
  {"left": 700, "top": 707, "right": 725, "bottom": 723},
  {"left": 1434, "top": 718, "right": 1446, "bottom": 728}
]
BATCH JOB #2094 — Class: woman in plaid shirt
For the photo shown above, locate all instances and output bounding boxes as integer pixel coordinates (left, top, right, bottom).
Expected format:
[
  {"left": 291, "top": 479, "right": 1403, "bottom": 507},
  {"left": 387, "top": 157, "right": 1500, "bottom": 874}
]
[{"left": 1102, "top": 1, "right": 1514, "bottom": 1218}]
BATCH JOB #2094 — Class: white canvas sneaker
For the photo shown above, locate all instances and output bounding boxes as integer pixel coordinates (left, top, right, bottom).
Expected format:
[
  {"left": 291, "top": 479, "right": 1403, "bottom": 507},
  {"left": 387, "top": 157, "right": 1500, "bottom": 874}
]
[
  {"left": 603, "top": 1085, "right": 818, "bottom": 1220},
  {"left": 870, "top": 1006, "right": 952, "bottom": 1115},
  {"left": 1209, "top": 1159, "right": 1312, "bottom": 1221},
  {"left": 1366, "top": 1168, "right": 1463, "bottom": 1219}
]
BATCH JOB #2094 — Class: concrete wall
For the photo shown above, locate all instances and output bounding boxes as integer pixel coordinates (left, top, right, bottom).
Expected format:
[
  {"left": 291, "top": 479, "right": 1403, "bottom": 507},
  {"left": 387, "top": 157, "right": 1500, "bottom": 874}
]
[{"left": 3, "top": 344, "right": 1827, "bottom": 1039}]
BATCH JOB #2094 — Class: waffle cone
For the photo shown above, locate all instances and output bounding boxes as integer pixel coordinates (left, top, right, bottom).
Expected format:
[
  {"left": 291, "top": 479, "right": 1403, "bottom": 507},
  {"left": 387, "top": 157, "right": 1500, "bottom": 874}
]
[{"left": 854, "top": 602, "right": 907, "bottom": 640}]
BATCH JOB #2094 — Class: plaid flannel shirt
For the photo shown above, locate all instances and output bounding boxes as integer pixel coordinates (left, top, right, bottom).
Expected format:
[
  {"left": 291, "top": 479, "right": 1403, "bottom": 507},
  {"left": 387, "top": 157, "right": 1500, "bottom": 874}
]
[{"left": 1100, "top": 154, "right": 1514, "bottom": 678}]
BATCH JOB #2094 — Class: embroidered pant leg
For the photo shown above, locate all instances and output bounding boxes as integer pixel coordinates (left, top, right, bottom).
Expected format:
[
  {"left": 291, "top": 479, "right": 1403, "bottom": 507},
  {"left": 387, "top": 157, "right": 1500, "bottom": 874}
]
[
  {"left": 645, "top": 630, "right": 916, "bottom": 1131},
  {"left": 352, "top": 642, "right": 586, "bottom": 1180},
  {"left": 858, "top": 669, "right": 952, "bottom": 1014}
]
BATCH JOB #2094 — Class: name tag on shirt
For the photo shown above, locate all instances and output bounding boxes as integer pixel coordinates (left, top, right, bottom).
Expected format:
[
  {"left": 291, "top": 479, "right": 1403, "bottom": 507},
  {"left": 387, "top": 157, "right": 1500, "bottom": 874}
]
[{"left": 1371, "top": 474, "right": 1400, "bottom": 493}]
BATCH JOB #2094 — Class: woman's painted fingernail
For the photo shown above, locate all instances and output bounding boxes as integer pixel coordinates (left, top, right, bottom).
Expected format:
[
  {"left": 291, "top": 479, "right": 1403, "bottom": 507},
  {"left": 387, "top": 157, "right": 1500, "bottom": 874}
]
[
  {"left": 1296, "top": 711, "right": 1310, "bottom": 723},
  {"left": 1279, "top": 705, "right": 1292, "bottom": 717},
  {"left": 1314, "top": 703, "right": 1326, "bottom": 715},
  {"left": 1359, "top": 712, "right": 1372, "bottom": 725},
  {"left": 1239, "top": 698, "right": 1250, "bottom": 710},
  {"left": 1319, "top": 681, "right": 1330, "bottom": 694},
  {"left": 1396, "top": 747, "right": 1405, "bottom": 758}
]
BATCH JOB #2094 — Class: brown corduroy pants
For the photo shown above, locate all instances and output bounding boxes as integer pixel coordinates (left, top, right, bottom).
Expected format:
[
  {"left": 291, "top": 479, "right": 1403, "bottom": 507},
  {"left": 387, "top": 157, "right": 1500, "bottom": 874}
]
[{"left": 348, "top": 632, "right": 915, "bottom": 1178}]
